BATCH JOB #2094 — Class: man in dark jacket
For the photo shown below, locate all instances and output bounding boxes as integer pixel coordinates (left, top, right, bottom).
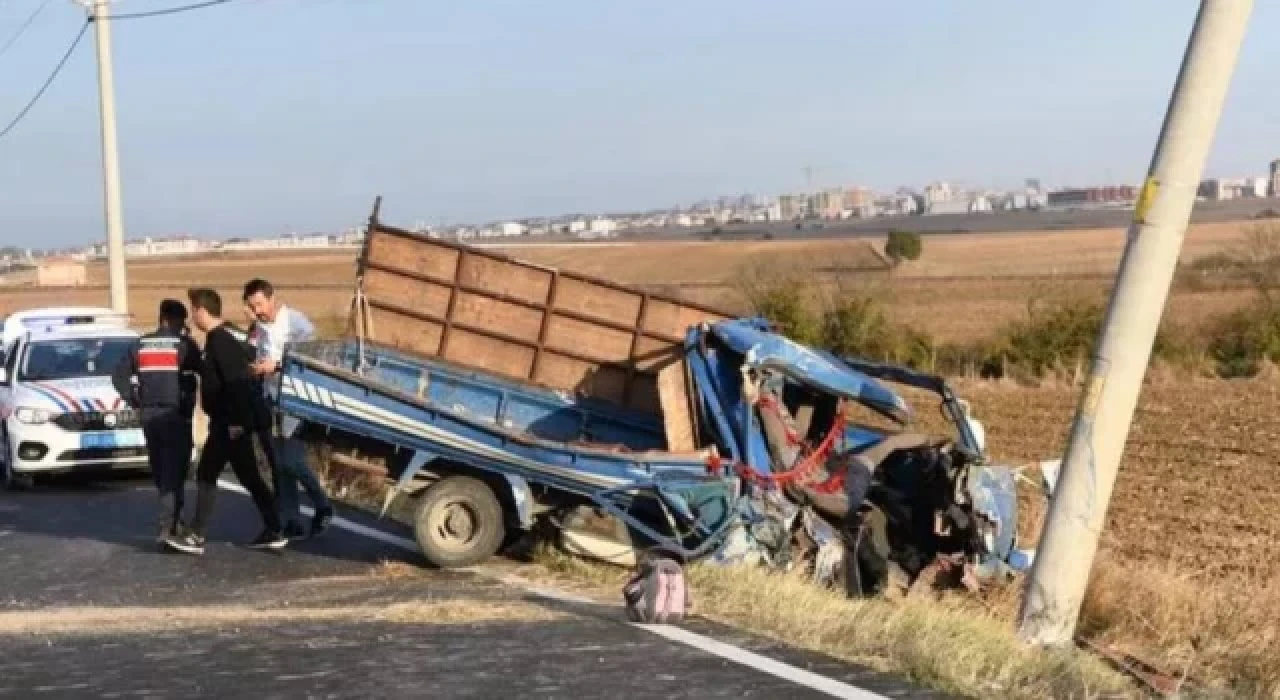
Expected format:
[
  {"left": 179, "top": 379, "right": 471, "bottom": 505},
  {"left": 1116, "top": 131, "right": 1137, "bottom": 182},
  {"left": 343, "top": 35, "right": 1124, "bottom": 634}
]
[
  {"left": 112, "top": 299, "right": 203, "bottom": 544},
  {"left": 164, "top": 288, "right": 287, "bottom": 555}
]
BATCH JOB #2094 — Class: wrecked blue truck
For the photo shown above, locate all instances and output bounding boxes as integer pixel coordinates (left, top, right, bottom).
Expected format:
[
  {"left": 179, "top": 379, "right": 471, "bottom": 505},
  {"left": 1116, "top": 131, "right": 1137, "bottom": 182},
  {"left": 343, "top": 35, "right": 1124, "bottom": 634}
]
[{"left": 276, "top": 316, "right": 1029, "bottom": 596}]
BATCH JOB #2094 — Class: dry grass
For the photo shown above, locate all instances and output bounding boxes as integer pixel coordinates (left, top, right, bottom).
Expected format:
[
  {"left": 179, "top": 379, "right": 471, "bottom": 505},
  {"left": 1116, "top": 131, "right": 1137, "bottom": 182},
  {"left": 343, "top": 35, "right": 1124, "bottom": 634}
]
[
  {"left": 1081, "top": 561, "right": 1280, "bottom": 699},
  {"left": 0, "top": 599, "right": 560, "bottom": 637},
  {"left": 530, "top": 545, "right": 1135, "bottom": 699}
]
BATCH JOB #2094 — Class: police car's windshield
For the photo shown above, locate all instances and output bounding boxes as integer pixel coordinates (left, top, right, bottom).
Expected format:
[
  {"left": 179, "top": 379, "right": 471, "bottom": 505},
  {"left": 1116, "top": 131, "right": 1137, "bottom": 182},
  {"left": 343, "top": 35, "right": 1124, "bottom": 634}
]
[{"left": 20, "top": 338, "right": 134, "bottom": 382}]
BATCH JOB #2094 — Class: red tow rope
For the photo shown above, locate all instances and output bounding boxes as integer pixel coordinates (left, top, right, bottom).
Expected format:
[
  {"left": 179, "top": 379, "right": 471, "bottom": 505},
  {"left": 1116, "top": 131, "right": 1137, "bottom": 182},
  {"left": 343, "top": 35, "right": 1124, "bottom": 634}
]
[{"left": 707, "top": 398, "right": 847, "bottom": 492}]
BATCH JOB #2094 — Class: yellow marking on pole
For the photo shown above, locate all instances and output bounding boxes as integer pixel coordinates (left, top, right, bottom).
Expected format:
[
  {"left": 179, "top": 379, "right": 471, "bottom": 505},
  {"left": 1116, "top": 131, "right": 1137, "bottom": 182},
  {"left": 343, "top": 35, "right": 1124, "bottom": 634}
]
[{"left": 1134, "top": 176, "right": 1160, "bottom": 225}]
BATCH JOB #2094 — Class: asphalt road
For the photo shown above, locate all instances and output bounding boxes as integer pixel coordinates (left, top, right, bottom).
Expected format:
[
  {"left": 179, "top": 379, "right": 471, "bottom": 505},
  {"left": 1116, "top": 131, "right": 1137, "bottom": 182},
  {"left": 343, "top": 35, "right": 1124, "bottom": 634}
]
[{"left": 0, "top": 475, "right": 943, "bottom": 700}]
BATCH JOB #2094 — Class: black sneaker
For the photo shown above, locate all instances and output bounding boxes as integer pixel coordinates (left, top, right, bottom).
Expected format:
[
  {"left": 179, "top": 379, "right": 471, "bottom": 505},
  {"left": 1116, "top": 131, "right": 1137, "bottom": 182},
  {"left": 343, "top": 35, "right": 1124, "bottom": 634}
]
[
  {"left": 164, "top": 532, "right": 205, "bottom": 555},
  {"left": 282, "top": 522, "right": 308, "bottom": 541},
  {"left": 311, "top": 506, "right": 334, "bottom": 538},
  {"left": 247, "top": 530, "right": 288, "bottom": 550}
]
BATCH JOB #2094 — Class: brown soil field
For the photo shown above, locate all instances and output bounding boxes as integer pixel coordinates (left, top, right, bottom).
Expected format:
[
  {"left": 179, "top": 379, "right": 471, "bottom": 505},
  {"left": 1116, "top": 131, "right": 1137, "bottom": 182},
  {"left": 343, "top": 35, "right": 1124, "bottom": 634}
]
[{"left": 950, "top": 379, "right": 1280, "bottom": 578}]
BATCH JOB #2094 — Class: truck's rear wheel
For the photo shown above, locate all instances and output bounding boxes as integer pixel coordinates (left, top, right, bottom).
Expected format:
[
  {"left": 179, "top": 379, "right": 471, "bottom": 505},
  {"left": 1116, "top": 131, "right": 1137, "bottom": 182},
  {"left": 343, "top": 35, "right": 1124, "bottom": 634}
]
[{"left": 413, "top": 475, "right": 505, "bottom": 568}]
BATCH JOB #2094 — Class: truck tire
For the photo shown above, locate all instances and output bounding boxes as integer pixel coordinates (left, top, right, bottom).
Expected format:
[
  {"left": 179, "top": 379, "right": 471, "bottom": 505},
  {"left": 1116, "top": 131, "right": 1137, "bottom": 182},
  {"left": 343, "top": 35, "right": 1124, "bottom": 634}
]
[{"left": 413, "top": 475, "right": 505, "bottom": 568}]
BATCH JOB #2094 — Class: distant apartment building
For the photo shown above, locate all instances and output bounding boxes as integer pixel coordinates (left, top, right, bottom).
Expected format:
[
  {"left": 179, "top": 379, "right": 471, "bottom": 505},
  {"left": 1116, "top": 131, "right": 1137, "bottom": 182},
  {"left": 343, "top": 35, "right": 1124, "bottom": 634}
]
[
  {"left": 777, "top": 194, "right": 805, "bottom": 220},
  {"left": 499, "top": 222, "right": 527, "bottom": 237},
  {"left": 845, "top": 187, "right": 875, "bottom": 210},
  {"left": 923, "top": 182, "right": 955, "bottom": 206},
  {"left": 1199, "top": 177, "right": 1268, "bottom": 201},
  {"left": 587, "top": 218, "right": 618, "bottom": 235},
  {"left": 222, "top": 233, "right": 332, "bottom": 251},
  {"left": 1270, "top": 160, "right": 1280, "bottom": 198},
  {"left": 124, "top": 236, "right": 203, "bottom": 258},
  {"left": 813, "top": 189, "right": 846, "bottom": 219},
  {"left": 1046, "top": 186, "right": 1138, "bottom": 209}
]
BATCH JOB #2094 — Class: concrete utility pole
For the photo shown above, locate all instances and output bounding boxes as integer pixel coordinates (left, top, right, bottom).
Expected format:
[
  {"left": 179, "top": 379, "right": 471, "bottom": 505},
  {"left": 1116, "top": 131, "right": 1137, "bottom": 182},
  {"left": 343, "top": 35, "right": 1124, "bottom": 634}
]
[
  {"left": 86, "top": 0, "right": 128, "bottom": 313},
  {"left": 1018, "top": 0, "right": 1253, "bottom": 646}
]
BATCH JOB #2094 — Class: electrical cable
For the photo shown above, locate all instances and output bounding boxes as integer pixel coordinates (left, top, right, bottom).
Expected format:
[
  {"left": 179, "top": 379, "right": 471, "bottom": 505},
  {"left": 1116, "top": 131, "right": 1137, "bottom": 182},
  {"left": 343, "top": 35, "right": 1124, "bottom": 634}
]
[
  {"left": 0, "top": 19, "right": 90, "bottom": 141},
  {"left": 108, "top": 0, "right": 243, "bottom": 21},
  {"left": 0, "top": 0, "right": 52, "bottom": 61}
]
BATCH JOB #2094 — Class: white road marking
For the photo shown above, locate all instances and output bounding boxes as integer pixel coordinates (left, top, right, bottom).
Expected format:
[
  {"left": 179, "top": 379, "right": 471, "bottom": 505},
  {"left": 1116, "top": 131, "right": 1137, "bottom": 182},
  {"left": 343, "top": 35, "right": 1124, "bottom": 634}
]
[
  {"left": 215, "top": 479, "right": 890, "bottom": 700},
  {"left": 217, "top": 480, "right": 418, "bottom": 551}
]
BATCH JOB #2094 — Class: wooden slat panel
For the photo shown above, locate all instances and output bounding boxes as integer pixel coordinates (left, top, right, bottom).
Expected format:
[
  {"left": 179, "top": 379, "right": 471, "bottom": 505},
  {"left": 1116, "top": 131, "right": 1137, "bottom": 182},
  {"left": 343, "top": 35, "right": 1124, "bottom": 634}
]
[
  {"left": 368, "top": 306, "right": 443, "bottom": 356},
  {"left": 534, "top": 354, "right": 628, "bottom": 405},
  {"left": 632, "top": 336, "right": 684, "bottom": 372},
  {"left": 545, "top": 315, "right": 635, "bottom": 364},
  {"left": 657, "top": 361, "right": 696, "bottom": 450},
  {"left": 643, "top": 297, "right": 729, "bottom": 338},
  {"left": 363, "top": 268, "right": 453, "bottom": 319},
  {"left": 357, "top": 219, "right": 736, "bottom": 450},
  {"left": 452, "top": 291, "right": 545, "bottom": 341},
  {"left": 553, "top": 277, "right": 644, "bottom": 324},
  {"left": 457, "top": 254, "right": 552, "bottom": 306},
  {"left": 441, "top": 328, "right": 536, "bottom": 380},
  {"left": 366, "top": 231, "right": 459, "bottom": 280}
]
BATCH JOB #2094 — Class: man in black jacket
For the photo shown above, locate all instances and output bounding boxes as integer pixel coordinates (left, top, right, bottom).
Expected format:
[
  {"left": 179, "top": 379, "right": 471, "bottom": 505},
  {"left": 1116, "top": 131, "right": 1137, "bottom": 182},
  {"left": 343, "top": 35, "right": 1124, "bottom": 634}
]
[
  {"left": 165, "top": 288, "right": 287, "bottom": 555},
  {"left": 112, "top": 299, "right": 202, "bottom": 544}
]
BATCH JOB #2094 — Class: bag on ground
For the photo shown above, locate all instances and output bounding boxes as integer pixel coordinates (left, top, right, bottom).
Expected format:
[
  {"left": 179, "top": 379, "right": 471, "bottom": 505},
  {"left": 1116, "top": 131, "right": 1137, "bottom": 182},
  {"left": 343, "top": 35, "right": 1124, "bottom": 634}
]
[{"left": 622, "top": 555, "right": 690, "bottom": 624}]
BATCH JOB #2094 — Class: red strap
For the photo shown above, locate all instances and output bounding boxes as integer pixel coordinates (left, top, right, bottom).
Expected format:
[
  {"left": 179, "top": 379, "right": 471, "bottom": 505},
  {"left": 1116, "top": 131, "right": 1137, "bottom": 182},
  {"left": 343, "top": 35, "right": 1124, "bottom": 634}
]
[{"left": 706, "top": 402, "right": 846, "bottom": 491}]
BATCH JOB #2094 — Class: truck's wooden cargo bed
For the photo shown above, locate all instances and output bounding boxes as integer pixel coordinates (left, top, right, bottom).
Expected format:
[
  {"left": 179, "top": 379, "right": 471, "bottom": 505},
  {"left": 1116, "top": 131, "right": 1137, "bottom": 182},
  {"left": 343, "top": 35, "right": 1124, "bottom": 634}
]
[{"left": 350, "top": 205, "right": 733, "bottom": 449}]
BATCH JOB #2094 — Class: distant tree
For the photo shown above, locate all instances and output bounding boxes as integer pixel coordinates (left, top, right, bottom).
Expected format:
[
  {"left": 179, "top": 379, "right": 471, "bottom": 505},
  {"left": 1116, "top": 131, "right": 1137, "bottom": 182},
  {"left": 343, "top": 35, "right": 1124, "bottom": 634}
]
[{"left": 884, "top": 230, "right": 923, "bottom": 265}]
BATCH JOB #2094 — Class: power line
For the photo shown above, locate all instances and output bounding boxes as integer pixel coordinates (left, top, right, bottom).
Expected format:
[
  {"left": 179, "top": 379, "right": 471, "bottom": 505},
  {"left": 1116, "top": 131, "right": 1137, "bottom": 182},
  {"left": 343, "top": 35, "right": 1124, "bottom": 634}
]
[
  {"left": 109, "top": 0, "right": 244, "bottom": 21},
  {"left": 0, "top": 0, "right": 53, "bottom": 61},
  {"left": 0, "top": 19, "right": 90, "bottom": 141}
]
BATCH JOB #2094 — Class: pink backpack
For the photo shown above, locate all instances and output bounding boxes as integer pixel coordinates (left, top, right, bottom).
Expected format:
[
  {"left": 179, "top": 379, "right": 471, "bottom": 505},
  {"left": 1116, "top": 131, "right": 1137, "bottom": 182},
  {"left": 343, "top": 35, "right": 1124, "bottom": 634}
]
[{"left": 623, "top": 555, "right": 691, "bottom": 624}]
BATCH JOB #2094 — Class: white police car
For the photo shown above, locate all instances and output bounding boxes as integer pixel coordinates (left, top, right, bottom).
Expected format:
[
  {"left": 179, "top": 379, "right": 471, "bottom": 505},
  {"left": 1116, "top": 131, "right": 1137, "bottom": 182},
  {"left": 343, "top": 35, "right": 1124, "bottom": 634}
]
[{"left": 0, "top": 307, "right": 146, "bottom": 488}]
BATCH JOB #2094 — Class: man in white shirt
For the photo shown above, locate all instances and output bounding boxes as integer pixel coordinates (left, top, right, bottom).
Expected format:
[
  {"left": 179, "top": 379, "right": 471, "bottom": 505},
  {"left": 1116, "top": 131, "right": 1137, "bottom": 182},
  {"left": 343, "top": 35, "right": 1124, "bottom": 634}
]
[{"left": 243, "top": 277, "right": 334, "bottom": 539}]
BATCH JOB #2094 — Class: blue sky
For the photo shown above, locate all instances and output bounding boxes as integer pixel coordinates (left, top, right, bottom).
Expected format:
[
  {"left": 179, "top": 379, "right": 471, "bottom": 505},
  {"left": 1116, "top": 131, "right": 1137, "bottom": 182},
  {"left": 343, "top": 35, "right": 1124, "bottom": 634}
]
[{"left": 0, "top": 0, "right": 1276, "bottom": 247}]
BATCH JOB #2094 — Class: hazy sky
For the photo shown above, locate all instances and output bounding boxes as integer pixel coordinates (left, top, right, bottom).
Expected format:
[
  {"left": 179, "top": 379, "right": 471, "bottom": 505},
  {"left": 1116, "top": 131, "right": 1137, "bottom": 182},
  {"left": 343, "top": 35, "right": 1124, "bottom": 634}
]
[{"left": 0, "top": 0, "right": 1277, "bottom": 247}]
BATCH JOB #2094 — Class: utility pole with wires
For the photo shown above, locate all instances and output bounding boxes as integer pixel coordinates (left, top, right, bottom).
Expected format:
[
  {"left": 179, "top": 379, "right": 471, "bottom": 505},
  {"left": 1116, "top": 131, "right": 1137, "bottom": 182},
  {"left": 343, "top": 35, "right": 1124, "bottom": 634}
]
[{"left": 79, "top": 0, "right": 128, "bottom": 314}]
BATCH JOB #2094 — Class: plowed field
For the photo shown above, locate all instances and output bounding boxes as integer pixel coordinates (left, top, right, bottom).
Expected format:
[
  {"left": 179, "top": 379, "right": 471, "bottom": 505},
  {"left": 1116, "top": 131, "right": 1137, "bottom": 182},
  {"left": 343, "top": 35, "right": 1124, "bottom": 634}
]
[{"left": 951, "top": 379, "right": 1280, "bottom": 578}]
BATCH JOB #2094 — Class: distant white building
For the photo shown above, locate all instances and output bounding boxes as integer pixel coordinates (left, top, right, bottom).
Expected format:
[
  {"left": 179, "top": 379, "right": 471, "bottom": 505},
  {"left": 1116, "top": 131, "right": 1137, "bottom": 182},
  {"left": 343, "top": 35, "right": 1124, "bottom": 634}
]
[
  {"left": 1199, "top": 177, "right": 1270, "bottom": 201},
  {"left": 222, "top": 233, "right": 332, "bottom": 251},
  {"left": 499, "top": 222, "right": 527, "bottom": 237},
  {"left": 125, "top": 236, "right": 203, "bottom": 258},
  {"left": 567, "top": 220, "right": 588, "bottom": 234},
  {"left": 587, "top": 218, "right": 618, "bottom": 235}
]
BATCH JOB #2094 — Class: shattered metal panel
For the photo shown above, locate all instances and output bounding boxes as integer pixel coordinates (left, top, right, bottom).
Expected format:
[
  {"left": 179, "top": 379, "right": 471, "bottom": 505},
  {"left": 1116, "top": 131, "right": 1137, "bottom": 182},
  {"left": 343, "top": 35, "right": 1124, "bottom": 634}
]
[
  {"left": 709, "top": 320, "right": 909, "bottom": 422},
  {"left": 967, "top": 465, "right": 1019, "bottom": 576}
]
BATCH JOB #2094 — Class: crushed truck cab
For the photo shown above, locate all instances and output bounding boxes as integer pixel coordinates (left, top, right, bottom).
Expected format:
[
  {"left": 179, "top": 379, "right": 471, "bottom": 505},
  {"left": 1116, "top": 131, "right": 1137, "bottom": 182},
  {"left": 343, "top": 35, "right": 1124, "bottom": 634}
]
[{"left": 0, "top": 307, "right": 145, "bottom": 488}]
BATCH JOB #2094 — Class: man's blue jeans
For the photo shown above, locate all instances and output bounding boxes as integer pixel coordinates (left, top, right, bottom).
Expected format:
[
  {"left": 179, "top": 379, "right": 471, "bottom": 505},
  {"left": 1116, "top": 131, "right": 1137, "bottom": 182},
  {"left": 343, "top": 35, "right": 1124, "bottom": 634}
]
[{"left": 272, "top": 433, "right": 331, "bottom": 528}]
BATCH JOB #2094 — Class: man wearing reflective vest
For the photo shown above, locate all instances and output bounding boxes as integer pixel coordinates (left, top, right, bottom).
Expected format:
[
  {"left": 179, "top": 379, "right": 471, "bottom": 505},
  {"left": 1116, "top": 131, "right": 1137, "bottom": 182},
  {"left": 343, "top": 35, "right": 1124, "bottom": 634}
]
[{"left": 112, "top": 299, "right": 203, "bottom": 543}]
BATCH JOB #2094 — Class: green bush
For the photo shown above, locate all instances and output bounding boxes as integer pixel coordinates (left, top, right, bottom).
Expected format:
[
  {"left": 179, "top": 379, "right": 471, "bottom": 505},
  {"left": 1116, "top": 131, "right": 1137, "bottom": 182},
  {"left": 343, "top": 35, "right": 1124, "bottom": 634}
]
[
  {"left": 885, "top": 230, "right": 923, "bottom": 265},
  {"left": 1208, "top": 304, "right": 1280, "bottom": 378},
  {"left": 984, "top": 298, "right": 1104, "bottom": 377},
  {"left": 979, "top": 298, "right": 1193, "bottom": 379},
  {"left": 749, "top": 284, "right": 822, "bottom": 346},
  {"left": 821, "top": 296, "right": 936, "bottom": 369}
]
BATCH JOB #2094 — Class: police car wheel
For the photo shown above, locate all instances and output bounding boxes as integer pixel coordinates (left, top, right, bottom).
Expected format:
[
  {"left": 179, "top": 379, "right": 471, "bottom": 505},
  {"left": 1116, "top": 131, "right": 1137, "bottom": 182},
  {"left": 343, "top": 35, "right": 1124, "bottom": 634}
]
[{"left": 0, "top": 428, "right": 31, "bottom": 491}]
